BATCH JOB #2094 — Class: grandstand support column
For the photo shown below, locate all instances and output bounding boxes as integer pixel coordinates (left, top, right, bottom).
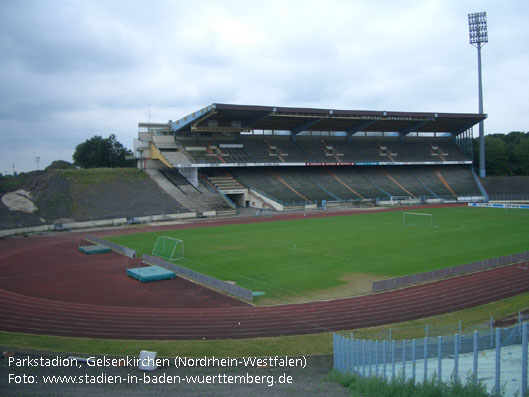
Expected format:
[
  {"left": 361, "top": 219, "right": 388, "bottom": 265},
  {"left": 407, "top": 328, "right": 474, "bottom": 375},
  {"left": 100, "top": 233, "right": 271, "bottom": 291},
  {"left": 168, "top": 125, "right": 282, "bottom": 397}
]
[{"left": 465, "top": 128, "right": 474, "bottom": 158}]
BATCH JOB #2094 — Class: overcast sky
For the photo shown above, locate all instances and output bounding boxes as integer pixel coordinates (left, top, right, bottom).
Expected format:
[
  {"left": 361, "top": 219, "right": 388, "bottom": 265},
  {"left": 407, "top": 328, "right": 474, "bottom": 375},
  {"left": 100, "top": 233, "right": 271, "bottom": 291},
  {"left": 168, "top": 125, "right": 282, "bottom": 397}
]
[{"left": 1, "top": 0, "right": 528, "bottom": 173}]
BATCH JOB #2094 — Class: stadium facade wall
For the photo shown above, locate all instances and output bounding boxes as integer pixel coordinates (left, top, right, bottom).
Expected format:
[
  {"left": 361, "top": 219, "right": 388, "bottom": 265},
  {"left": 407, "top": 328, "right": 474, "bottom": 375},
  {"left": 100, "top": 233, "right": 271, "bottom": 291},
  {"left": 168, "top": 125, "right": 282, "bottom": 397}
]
[
  {"left": 0, "top": 212, "right": 197, "bottom": 238},
  {"left": 178, "top": 167, "right": 198, "bottom": 187},
  {"left": 170, "top": 161, "right": 472, "bottom": 168},
  {"left": 247, "top": 188, "right": 284, "bottom": 211},
  {"left": 468, "top": 202, "right": 529, "bottom": 209},
  {"left": 372, "top": 251, "right": 529, "bottom": 292},
  {"left": 143, "top": 254, "right": 253, "bottom": 302}
]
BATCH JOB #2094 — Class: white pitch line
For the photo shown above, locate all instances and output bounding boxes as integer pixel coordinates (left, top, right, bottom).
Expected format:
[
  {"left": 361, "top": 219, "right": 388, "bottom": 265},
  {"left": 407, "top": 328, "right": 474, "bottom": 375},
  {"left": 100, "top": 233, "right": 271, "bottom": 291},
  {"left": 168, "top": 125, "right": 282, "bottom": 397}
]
[{"left": 185, "top": 258, "right": 311, "bottom": 298}]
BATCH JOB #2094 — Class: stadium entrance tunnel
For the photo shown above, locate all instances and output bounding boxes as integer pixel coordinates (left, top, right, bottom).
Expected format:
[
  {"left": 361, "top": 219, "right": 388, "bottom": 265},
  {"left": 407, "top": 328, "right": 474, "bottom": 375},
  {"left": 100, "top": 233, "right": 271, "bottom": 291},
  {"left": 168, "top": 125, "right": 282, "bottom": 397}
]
[{"left": 227, "top": 193, "right": 246, "bottom": 207}]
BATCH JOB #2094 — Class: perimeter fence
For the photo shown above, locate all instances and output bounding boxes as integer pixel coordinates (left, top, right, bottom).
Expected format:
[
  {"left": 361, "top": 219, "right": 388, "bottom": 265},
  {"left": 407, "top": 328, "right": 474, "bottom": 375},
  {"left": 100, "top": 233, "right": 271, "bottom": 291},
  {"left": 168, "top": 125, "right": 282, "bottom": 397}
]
[
  {"left": 489, "top": 194, "right": 529, "bottom": 201},
  {"left": 372, "top": 250, "right": 529, "bottom": 292},
  {"left": 84, "top": 235, "right": 137, "bottom": 258},
  {"left": 142, "top": 254, "right": 253, "bottom": 302},
  {"left": 334, "top": 321, "right": 528, "bottom": 397}
]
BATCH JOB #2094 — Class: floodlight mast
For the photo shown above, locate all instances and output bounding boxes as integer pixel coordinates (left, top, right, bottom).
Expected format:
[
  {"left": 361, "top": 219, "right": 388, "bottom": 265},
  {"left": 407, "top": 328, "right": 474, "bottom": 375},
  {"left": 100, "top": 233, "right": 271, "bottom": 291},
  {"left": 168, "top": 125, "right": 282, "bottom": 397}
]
[{"left": 468, "top": 12, "right": 488, "bottom": 178}]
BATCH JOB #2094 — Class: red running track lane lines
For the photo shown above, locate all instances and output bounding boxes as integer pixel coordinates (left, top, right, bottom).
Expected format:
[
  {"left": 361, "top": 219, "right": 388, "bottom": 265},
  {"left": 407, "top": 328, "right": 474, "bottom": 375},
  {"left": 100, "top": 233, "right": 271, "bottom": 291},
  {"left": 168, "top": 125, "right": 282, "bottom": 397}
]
[
  {"left": 0, "top": 235, "right": 248, "bottom": 309},
  {"left": 0, "top": 264, "right": 527, "bottom": 339},
  {"left": 1, "top": 203, "right": 527, "bottom": 340}
]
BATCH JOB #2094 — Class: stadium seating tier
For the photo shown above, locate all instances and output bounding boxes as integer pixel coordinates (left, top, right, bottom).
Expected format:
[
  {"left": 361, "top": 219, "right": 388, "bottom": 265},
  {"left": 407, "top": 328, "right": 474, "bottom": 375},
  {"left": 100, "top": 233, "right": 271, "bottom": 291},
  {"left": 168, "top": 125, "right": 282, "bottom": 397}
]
[{"left": 152, "top": 137, "right": 480, "bottom": 209}]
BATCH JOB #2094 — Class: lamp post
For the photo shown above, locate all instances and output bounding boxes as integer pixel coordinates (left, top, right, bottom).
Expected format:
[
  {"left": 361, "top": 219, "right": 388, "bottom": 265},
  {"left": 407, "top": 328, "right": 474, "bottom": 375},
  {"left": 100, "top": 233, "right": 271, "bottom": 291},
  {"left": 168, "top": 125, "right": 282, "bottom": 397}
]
[{"left": 468, "top": 12, "right": 488, "bottom": 178}]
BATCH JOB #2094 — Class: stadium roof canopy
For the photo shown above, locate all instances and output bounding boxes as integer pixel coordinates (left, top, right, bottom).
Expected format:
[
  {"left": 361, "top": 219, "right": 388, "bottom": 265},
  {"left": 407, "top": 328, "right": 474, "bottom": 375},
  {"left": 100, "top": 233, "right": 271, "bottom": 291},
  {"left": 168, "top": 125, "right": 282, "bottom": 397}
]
[{"left": 170, "top": 103, "right": 486, "bottom": 138}]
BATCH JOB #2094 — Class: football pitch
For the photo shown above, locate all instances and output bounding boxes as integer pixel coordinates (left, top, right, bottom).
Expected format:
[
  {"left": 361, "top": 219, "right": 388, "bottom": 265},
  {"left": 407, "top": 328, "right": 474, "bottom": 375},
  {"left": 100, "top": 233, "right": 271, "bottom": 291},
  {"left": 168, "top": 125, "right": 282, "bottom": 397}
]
[{"left": 107, "top": 207, "right": 529, "bottom": 303}]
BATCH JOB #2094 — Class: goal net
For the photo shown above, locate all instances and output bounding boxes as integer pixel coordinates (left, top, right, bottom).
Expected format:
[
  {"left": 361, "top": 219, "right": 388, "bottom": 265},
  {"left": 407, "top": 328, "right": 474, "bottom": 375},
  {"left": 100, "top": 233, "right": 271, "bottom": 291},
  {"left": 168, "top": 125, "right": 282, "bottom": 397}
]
[
  {"left": 402, "top": 212, "right": 437, "bottom": 228},
  {"left": 152, "top": 236, "right": 184, "bottom": 261},
  {"left": 504, "top": 206, "right": 529, "bottom": 216},
  {"left": 390, "top": 196, "right": 414, "bottom": 206}
]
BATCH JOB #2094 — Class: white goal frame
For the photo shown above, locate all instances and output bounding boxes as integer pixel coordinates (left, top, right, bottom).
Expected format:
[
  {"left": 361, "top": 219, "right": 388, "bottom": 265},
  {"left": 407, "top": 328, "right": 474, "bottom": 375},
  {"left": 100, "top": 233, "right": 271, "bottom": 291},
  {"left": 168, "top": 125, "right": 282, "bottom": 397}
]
[
  {"left": 402, "top": 212, "right": 437, "bottom": 228},
  {"left": 390, "top": 196, "right": 414, "bottom": 206},
  {"left": 152, "top": 236, "right": 184, "bottom": 261},
  {"left": 504, "top": 206, "right": 529, "bottom": 216}
]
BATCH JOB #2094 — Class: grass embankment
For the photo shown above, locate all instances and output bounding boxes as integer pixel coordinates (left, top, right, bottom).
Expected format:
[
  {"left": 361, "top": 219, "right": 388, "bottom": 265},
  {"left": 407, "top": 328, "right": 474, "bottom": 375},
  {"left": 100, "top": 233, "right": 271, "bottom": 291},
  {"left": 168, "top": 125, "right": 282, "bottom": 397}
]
[
  {"left": 0, "top": 168, "right": 144, "bottom": 193},
  {"left": 57, "top": 168, "right": 147, "bottom": 218},
  {"left": 108, "top": 207, "right": 529, "bottom": 303},
  {"left": 0, "top": 172, "right": 31, "bottom": 193},
  {"left": 57, "top": 168, "right": 147, "bottom": 186},
  {"left": 1, "top": 292, "right": 527, "bottom": 357},
  {"left": 0, "top": 168, "right": 146, "bottom": 222}
]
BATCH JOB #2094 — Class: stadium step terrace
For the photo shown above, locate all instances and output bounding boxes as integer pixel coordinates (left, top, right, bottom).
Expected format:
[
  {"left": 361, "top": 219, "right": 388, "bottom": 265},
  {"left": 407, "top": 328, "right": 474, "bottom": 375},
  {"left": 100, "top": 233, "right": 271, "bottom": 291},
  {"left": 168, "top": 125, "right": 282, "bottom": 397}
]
[{"left": 135, "top": 104, "right": 486, "bottom": 212}]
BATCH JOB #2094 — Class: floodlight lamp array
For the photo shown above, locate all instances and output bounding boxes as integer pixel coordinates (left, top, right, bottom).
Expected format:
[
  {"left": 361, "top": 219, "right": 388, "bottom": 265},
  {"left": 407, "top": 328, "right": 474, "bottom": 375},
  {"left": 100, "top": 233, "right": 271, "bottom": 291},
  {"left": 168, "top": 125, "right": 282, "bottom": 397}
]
[{"left": 468, "top": 12, "right": 488, "bottom": 45}]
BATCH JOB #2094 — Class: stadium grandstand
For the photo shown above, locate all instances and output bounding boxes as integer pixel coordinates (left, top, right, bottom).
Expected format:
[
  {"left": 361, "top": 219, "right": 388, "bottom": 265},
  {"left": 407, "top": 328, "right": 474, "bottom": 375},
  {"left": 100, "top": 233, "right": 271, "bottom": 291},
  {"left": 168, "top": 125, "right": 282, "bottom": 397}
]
[{"left": 134, "top": 104, "right": 488, "bottom": 214}]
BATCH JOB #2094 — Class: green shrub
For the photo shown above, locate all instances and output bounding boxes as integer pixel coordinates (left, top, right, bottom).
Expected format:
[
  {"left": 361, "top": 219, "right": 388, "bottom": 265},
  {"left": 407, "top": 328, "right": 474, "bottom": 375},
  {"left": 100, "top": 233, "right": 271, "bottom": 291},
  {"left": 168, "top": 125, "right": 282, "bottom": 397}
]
[{"left": 328, "top": 371, "right": 493, "bottom": 397}]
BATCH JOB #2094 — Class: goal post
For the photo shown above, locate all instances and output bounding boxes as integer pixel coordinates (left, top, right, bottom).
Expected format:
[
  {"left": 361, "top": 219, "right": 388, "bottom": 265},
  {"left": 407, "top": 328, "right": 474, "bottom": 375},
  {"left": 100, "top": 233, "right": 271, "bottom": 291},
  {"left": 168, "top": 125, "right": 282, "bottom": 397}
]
[
  {"left": 390, "top": 196, "right": 414, "bottom": 206},
  {"left": 152, "top": 236, "right": 184, "bottom": 261},
  {"left": 504, "top": 206, "right": 529, "bottom": 216},
  {"left": 402, "top": 212, "right": 437, "bottom": 228}
]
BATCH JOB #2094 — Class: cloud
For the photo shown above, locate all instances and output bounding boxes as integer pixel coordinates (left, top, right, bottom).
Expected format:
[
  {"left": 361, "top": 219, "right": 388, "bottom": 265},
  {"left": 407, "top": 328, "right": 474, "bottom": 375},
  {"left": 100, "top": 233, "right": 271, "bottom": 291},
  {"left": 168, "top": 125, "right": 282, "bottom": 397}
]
[
  {"left": 0, "top": 0, "right": 528, "bottom": 173},
  {"left": 1, "top": 2, "right": 141, "bottom": 74}
]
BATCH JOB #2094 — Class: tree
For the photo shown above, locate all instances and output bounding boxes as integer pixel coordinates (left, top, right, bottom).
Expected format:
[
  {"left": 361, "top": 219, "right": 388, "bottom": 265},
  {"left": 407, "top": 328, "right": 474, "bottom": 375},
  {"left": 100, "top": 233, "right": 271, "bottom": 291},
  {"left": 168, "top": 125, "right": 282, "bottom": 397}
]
[
  {"left": 473, "top": 131, "right": 529, "bottom": 176},
  {"left": 484, "top": 136, "right": 510, "bottom": 176},
  {"left": 72, "top": 134, "right": 133, "bottom": 168},
  {"left": 511, "top": 137, "right": 529, "bottom": 175}
]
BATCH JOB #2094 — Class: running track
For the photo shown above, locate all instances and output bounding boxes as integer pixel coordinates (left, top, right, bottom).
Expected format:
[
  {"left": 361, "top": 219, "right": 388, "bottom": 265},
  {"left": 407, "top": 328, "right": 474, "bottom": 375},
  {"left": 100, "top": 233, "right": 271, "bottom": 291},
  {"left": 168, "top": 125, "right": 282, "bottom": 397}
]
[{"left": 1, "top": 207, "right": 528, "bottom": 340}]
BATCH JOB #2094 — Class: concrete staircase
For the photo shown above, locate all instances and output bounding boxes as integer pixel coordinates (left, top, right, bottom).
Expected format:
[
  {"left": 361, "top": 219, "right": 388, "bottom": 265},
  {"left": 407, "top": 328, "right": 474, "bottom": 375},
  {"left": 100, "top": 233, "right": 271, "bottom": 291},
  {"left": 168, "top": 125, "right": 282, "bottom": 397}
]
[
  {"left": 146, "top": 168, "right": 232, "bottom": 214},
  {"left": 207, "top": 176, "right": 246, "bottom": 193}
]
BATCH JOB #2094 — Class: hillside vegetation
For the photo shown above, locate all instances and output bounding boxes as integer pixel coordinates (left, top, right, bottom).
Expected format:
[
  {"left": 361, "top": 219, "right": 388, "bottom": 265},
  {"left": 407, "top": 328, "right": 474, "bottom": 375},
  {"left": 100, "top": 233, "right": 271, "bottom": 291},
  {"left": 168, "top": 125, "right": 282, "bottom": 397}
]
[
  {"left": 473, "top": 131, "right": 529, "bottom": 175},
  {"left": 0, "top": 168, "right": 188, "bottom": 230}
]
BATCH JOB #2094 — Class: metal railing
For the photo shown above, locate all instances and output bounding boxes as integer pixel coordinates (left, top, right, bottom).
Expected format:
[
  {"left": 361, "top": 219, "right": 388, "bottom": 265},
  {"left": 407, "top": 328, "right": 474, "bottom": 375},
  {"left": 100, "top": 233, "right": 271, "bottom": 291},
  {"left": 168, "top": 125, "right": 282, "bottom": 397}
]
[
  {"left": 84, "top": 235, "right": 137, "bottom": 258},
  {"left": 334, "top": 322, "right": 528, "bottom": 397},
  {"left": 143, "top": 254, "right": 253, "bottom": 302},
  {"left": 373, "top": 251, "right": 529, "bottom": 292}
]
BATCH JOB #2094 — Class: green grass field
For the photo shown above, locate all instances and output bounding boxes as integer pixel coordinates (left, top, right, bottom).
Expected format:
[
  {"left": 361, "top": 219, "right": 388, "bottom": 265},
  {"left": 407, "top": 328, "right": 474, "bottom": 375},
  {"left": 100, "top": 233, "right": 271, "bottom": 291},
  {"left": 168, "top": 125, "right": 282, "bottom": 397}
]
[{"left": 107, "top": 207, "right": 529, "bottom": 303}]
